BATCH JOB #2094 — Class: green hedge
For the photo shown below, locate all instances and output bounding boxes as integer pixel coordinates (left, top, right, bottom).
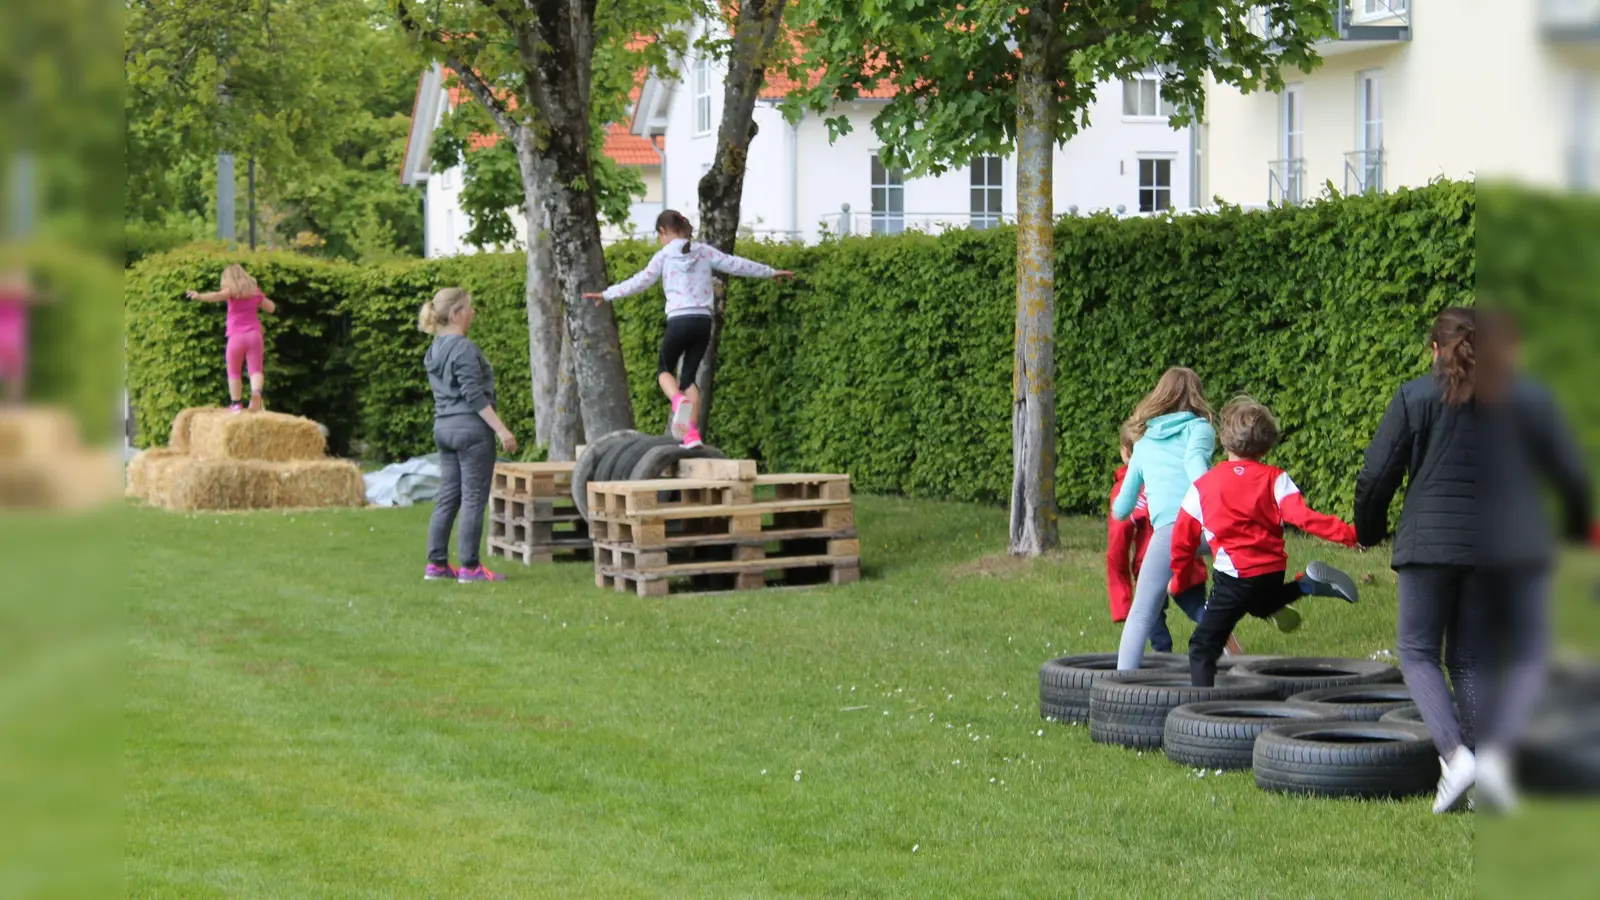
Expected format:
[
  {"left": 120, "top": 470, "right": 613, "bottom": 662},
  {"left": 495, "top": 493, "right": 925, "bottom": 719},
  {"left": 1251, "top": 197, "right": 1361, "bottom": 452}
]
[{"left": 126, "top": 180, "right": 1477, "bottom": 515}]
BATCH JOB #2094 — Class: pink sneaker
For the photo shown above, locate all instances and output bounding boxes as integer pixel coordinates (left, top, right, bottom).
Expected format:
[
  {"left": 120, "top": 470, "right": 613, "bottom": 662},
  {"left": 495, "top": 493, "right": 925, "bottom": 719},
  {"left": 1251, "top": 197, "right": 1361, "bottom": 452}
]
[
  {"left": 457, "top": 565, "right": 506, "bottom": 583},
  {"left": 680, "top": 425, "right": 703, "bottom": 450},
  {"left": 424, "top": 563, "right": 458, "bottom": 581},
  {"left": 228, "top": 402, "right": 244, "bottom": 414},
  {"left": 669, "top": 393, "right": 695, "bottom": 439}
]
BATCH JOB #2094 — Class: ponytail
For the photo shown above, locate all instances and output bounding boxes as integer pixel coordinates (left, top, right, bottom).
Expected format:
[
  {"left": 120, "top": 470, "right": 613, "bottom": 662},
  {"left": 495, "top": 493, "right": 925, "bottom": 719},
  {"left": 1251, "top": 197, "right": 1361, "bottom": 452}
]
[
  {"left": 418, "top": 287, "right": 471, "bottom": 335},
  {"left": 1429, "top": 306, "right": 1476, "bottom": 407},
  {"left": 655, "top": 209, "right": 694, "bottom": 254}
]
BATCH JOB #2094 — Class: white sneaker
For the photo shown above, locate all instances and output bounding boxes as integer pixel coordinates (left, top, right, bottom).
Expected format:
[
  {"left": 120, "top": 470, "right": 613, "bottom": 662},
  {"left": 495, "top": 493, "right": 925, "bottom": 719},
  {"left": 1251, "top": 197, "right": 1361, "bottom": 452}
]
[
  {"left": 1433, "top": 747, "right": 1477, "bottom": 814},
  {"left": 1475, "top": 747, "right": 1518, "bottom": 814}
]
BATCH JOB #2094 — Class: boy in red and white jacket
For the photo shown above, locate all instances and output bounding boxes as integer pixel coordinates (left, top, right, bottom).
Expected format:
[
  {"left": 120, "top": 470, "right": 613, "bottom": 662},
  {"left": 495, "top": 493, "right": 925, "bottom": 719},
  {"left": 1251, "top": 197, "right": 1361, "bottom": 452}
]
[{"left": 1171, "top": 398, "right": 1361, "bottom": 687}]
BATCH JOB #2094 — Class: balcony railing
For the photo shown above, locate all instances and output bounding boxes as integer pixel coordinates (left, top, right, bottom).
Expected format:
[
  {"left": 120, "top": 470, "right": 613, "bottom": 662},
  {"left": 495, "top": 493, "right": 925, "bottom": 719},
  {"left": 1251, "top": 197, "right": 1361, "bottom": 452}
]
[
  {"left": 1344, "top": 148, "right": 1385, "bottom": 195},
  {"left": 831, "top": 206, "right": 1019, "bottom": 237},
  {"left": 1248, "top": 2, "right": 1411, "bottom": 46},
  {"left": 1269, "top": 158, "right": 1307, "bottom": 206},
  {"left": 1542, "top": 0, "right": 1600, "bottom": 42}
]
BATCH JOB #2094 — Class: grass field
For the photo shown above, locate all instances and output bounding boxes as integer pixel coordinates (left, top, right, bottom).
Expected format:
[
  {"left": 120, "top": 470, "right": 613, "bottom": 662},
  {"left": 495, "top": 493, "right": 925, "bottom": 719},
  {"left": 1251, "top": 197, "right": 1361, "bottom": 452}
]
[{"left": 121, "top": 494, "right": 1494, "bottom": 898}]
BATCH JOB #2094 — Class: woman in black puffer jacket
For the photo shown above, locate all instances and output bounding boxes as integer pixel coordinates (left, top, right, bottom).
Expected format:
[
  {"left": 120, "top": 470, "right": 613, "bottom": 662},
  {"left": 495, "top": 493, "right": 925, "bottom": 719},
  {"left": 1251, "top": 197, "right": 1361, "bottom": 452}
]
[{"left": 1355, "top": 307, "right": 1592, "bottom": 815}]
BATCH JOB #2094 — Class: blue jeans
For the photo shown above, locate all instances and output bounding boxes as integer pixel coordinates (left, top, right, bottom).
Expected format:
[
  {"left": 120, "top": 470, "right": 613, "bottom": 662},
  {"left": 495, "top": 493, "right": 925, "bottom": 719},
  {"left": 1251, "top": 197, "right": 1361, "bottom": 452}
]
[{"left": 1148, "top": 584, "right": 1208, "bottom": 653}]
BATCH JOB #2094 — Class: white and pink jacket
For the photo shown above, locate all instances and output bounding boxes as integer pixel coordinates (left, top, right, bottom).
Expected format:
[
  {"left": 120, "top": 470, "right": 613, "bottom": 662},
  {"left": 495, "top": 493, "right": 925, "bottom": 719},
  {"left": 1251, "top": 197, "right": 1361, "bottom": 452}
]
[
  {"left": 601, "top": 238, "right": 778, "bottom": 318},
  {"left": 1170, "top": 459, "right": 1357, "bottom": 592}
]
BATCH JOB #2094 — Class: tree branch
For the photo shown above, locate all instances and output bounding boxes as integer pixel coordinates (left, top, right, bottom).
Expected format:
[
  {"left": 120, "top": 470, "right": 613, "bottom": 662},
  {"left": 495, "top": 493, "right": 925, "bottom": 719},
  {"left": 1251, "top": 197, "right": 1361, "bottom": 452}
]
[{"left": 445, "top": 55, "right": 525, "bottom": 142}]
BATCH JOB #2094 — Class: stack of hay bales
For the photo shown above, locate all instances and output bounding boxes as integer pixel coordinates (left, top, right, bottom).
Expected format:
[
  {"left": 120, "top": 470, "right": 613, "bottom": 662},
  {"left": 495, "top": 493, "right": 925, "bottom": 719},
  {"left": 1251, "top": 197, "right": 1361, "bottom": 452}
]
[
  {"left": 127, "top": 408, "right": 364, "bottom": 511},
  {"left": 0, "top": 407, "right": 122, "bottom": 510}
]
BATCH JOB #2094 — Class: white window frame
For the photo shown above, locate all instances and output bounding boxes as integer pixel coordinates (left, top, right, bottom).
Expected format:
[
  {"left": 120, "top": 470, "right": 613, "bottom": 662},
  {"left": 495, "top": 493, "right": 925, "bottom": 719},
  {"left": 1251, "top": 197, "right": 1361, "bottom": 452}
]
[
  {"left": 969, "top": 157, "right": 1003, "bottom": 229},
  {"left": 1354, "top": 0, "right": 1407, "bottom": 24},
  {"left": 1355, "top": 69, "right": 1384, "bottom": 193},
  {"left": 1122, "top": 70, "right": 1178, "bottom": 121},
  {"left": 1136, "top": 155, "right": 1174, "bottom": 213},
  {"left": 693, "top": 56, "right": 713, "bottom": 136},
  {"left": 870, "top": 155, "right": 904, "bottom": 236},
  {"left": 1279, "top": 84, "right": 1306, "bottom": 203}
]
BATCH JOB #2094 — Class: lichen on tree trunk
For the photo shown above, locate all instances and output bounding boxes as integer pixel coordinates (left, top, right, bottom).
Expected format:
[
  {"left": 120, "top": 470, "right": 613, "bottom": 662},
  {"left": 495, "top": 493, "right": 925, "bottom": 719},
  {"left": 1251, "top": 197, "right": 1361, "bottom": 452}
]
[
  {"left": 1009, "top": 10, "right": 1059, "bottom": 557},
  {"left": 518, "top": 147, "right": 581, "bottom": 460}
]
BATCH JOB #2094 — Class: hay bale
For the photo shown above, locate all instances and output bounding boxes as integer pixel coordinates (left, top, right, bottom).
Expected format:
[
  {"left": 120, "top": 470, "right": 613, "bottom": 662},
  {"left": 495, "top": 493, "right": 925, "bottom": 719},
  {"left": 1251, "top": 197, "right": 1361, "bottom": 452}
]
[
  {"left": 161, "top": 458, "right": 365, "bottom": 511},
  {"left": 0, "top": 407, "right": 83, "bottom": 462},
  {"left": 163, "top": 459, "right": 281, "bottom": 511},
  {"left": 0, "top": 451, "right": 122, "bottom": 511},
  {"left": 273, "top": 459, "right": 366, "bottom": 509},
  {"left": 145, "top": 453, "right": 196, "bottom": 508},
  {"left": 188, "top": 411, "right": 326, "bottom": 462},
  {"left": 126, "top": 447, "right": 186, "bottom": 500},
  {"left": 168, "top": 407, "right": 219, "bottom": 453}
]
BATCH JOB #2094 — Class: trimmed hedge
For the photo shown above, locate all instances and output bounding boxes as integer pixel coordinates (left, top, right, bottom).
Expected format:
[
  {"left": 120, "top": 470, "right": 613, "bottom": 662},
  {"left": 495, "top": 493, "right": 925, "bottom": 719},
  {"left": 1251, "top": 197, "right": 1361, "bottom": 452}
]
[{"left": 125, "top": 180, "right": 1477, "bottom": 515}]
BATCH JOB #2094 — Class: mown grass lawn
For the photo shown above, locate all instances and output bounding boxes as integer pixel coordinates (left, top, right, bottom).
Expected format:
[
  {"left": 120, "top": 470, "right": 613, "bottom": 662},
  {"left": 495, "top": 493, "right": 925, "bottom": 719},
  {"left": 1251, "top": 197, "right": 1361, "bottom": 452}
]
[{"left": 126, "top": 494, "right": 1484, "bottom": 898}]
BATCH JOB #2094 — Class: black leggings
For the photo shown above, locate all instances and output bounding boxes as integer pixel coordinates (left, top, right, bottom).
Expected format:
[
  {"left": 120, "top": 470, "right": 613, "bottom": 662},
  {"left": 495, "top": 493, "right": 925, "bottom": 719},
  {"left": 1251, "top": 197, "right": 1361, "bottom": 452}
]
[{"left": 659, "top": 315, "right": 713, "bottom": 387}]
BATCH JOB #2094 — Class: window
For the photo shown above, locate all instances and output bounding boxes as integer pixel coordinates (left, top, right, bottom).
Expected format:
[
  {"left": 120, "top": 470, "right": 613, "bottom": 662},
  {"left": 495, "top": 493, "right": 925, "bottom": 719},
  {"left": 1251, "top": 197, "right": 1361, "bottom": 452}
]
[
  {"left": 1358, "top": 0, "right": 1407, "bottom": 21},
  {"left": 1354, "top": 69, "right": 1384, "bottom": 193},
  {"left": 870, "top": 155, "right": 904, "bottom": 235},
  {"left": 970, "top": 157, "right": 1003, "bottom": 229},
  {"left": 694, "top": 56, "right": 713, "bottom": 135},
  {"left": 1276, "top": 84, "right": 1306, "bottom": 204},
  {"left": 1122, "top": 70, "right": 1177, "bottom": 119},
  {"left": 1138, "top": 158, "right": 1173, "bottom": 213}
]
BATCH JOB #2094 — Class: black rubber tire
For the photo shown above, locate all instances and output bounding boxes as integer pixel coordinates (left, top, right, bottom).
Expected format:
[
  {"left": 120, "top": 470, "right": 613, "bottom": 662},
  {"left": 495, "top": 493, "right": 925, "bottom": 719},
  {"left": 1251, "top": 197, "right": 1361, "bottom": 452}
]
[
  {"left": 571, "top": 429, "right": 644, "bottom": 520},
  {"left": 602, "top": 435, "right": 678, "bottom": 485},
  {"left": 1253, "top": 721, "right": 1437, "bottom": 798},
  {"left": 1088, "top": 672, "right": 1280, "bottom": 749},
  {"left": 1379, "top": 704, "right": 1425, "bottom": 725},
  {"left": 1286, "top": 684, "right": 1415, "bottom": 722},
  {"left": 1229, "top": 657, "right": 1402, "bottom": 699},
  {"left": 1038, "top": 652, "right": 1185, "bottom": 724},
  {"left": 1164, "top": 701, "right": 1345, "bottom": 771},
  {"left": 629, "top": 443, "right": 729, "bottom": 482},
  {"left": 1516, "top": 707, "right": 1600, "bottom": 795},
  {"left": 1214, "top": 655, "right": 1284, "bottom": 674}
]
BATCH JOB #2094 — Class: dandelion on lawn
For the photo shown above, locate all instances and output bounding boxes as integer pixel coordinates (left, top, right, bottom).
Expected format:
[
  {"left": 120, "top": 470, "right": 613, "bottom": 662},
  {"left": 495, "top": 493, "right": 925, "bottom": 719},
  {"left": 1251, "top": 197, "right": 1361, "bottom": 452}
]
[
  {"left": 912, "top": 844, "right": 920, "bottom": 854},
  {"left": 761, "top": 769, "right": 768, "bottom": 775},
  {"left": 1036, "top": 730, "right": 1044, "bottom": 737},
  {"left": 794, "top": 770, "right": 802, "bottom": 782}
]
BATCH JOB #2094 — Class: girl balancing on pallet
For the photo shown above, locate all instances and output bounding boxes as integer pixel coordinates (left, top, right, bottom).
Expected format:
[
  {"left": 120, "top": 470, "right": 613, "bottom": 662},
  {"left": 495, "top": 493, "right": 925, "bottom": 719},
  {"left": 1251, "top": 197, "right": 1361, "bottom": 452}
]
[
  {"left": 186, "top": 264, "right": 277, "bottom": 413},
  {"left": 583, "top": 210, "right": 793, "bottom": 449}
]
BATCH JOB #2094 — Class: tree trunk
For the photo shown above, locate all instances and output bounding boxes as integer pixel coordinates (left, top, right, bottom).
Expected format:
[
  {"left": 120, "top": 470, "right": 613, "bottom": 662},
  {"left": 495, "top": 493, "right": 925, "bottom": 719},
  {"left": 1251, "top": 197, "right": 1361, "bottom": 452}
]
[
  {"left": 1009, "top": 12, "right": 1059, "bottom": 556},
  {"left": 520, "top": 4, "right": 635, "bottom": 440},
  {"left": 516, "top": 142, "right": 581, "bottom": 460},
  {"left": 693, "top": 0, "right": 789, "bottom": 439}
]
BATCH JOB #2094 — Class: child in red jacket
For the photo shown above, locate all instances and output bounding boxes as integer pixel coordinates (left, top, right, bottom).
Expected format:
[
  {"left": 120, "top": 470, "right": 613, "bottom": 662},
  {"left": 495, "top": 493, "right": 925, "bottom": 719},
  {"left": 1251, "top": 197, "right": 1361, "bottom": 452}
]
[
  {"left": 1171, "top": 398, "right": 1361, "bottom": 687},
  {"left": 1108, "top": 424, "right": 1242, "bottom": 654}
]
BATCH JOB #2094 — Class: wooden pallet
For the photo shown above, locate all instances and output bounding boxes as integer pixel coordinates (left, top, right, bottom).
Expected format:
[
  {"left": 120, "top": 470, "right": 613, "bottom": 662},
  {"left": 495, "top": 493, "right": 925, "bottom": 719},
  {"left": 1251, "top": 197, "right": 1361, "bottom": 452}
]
[
  {"left": 490, "top": 514, "right": 589, "bottom": 545},
  {"left": 587, "top": 474, "right": 849, "bottom": 518},
  {"left": 596, "top": 554, "right": 860, "bottom": 597},
  {"left": 488, "top": 536, "right": 593, "bottom": 565},
  {"left": 675, "top": 458, "right": 757, "bottom": 481},
  {"left": 491, "top": 494, "right": 580, "bottom": 522},
  {"left": 588, "top": 502, "right": 855, "bottom": 549},
  {"left": 492, "top": 461, "right": 576, "bottom": 500},
  {"left": 594, "top": 536, "right": 860, "bottom": 572}
]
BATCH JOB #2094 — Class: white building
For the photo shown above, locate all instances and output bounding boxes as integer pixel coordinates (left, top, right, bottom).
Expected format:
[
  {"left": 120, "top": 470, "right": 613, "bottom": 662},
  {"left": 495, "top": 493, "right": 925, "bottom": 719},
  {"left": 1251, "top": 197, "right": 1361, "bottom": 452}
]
[
  {"left": 1203, "top": 2, "right": 1600, "bottom": 205},
  {"left": 629, "top": 26, "right": 1198, "bottom": 242},
  {"left": 400, "top": 65, "right": 667, "bottom": 257}
]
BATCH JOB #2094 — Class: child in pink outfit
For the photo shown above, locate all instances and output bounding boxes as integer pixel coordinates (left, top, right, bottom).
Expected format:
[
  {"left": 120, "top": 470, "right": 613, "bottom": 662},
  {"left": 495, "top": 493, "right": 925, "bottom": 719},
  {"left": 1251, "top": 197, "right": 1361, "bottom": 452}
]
[
  {"left": 583, "top": 209, "right": 793, "bottom": 449},
  {"left": 0, "top": 268, "right": 38, "bottom": 405},
  {"left": 188, "top": 264, "right": 277, "bottom": 412}
]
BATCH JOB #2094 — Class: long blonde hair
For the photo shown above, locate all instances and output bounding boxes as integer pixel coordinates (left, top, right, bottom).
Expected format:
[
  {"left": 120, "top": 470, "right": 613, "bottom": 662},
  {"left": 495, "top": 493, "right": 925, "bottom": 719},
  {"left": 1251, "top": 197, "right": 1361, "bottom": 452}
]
[
  {"left": 418, "top": 287, "right": 472, "bottom": 335},
  {"left": 219, "top": 264, "right": 260, "bottom": 300},
  {"left": 1125, "top": 367, "right": 1214, "bottom": 439}
]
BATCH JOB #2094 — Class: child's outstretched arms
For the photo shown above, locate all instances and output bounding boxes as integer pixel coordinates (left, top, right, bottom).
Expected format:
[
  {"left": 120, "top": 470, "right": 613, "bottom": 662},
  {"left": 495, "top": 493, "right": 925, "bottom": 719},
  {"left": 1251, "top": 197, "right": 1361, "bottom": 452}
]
[
  {"left": 186, "top": 290, "right": 226, "bottom": 302},
  {"left": 704, "top": 246, "right": 794, "bottom": 280},
  {"left": 583, "top": 252, "right": 666, "bottom": 304},
  {"left": 1167, "top": 489, "right": 1208, "bottom": 595},
  {"left": 1275, "top": 472, "right": 1357, "bottom": 546}
]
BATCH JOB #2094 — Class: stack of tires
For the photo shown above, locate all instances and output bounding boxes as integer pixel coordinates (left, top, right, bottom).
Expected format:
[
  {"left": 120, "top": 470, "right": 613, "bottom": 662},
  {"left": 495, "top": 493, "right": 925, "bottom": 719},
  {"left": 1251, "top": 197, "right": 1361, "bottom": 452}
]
[
  {"left": 1039, "top": 652, "right": 1447, "bottom": 799},
  {"left": 570, "top": 430, "right": 728, "bottom": 521}
]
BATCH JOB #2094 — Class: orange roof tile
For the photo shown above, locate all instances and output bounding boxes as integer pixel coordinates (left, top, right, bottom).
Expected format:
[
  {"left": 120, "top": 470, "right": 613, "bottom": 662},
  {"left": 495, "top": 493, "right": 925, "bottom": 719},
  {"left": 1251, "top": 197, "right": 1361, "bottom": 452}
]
[{"left": 443, "top": 73, "right": 658, "bottom": 167}]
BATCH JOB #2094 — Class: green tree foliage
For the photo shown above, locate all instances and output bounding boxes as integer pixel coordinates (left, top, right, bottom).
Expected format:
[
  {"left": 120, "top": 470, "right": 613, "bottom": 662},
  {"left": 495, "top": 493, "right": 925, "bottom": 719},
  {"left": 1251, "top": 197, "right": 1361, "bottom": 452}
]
[{"left": 125, "top": 0, "right": 424, "bottom": 261}]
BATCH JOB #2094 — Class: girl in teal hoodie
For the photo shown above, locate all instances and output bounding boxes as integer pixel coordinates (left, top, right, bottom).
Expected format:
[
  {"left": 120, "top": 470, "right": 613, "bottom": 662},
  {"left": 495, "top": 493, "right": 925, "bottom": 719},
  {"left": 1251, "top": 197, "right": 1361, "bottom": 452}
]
[{"left": 1112, "top": 367, "right": 1217, "bottom": 670}]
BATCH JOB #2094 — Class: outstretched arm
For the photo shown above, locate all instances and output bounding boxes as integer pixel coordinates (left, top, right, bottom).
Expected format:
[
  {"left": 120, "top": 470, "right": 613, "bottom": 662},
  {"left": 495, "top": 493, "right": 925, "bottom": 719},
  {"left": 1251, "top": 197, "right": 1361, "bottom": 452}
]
[
  {"left": 186, "top": 290, "right": 227, "bottom": 302},
  {"left": 1353, "top": 390, "right": 1412, "bottom": 547},
  {"left": 583, "top": 252, "right": 665, "bottom": 303},
  {"left": 1276, "top": 472, "right": 1358, "bottom": 546},
  {"left": 704, "top": 245, "right": 793, "bottom": 280},
  {"left": 1168, "top": 492, "right": 1207, "bottom": 595}
]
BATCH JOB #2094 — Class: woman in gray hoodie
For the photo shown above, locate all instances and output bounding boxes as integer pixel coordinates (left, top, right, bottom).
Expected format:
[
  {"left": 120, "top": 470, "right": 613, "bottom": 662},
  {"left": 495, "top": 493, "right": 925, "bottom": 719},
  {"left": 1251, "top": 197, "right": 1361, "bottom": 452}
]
[{"left": 419, "top": 287, "right": 517, "bottom": 583}]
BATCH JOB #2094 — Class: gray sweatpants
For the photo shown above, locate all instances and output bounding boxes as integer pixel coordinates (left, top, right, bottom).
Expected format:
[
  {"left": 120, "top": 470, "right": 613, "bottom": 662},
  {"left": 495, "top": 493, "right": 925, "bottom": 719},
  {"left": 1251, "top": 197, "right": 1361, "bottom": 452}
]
[
  {"left": 1396, "top": 566, "right": 1480, "bottom": 758},
  {"left": 1117, "top": 523, "right": 1177, "bottom": 670},
  {"left": 427, "top": 415, "right": 498, "bottom": 568}
]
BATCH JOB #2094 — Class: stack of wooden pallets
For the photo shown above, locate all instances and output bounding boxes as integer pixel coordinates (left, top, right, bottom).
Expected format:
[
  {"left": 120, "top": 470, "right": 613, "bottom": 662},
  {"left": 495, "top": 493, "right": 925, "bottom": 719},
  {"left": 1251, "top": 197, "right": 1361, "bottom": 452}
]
[
  {"left": 486, "top": 461, "right": 592, "bottom": 565},
  {"left": 587, "top": 459, "right": 860, "bottom": 596}
]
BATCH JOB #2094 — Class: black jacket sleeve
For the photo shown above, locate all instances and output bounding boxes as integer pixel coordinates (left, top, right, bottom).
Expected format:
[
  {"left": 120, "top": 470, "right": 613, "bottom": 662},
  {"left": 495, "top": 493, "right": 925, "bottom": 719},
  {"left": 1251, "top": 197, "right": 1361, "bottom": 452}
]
[
  {"left": 1354, "top": 388, "right": 1412, "bottom": 547},
  {"left": 1525, "top": 385, "right": 1593, "bottom": 543}
]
